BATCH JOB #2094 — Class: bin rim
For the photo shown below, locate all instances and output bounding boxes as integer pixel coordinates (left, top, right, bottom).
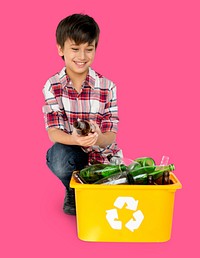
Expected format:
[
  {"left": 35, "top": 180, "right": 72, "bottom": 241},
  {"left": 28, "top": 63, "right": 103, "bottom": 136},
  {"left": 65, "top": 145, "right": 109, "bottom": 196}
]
[{"left": 70, "top": 172, "right": 182, "bottom": 190}]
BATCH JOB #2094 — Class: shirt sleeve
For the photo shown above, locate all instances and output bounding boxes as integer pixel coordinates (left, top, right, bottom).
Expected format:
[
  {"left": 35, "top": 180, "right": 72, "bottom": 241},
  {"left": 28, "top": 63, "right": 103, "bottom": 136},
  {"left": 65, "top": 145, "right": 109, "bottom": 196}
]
[
  {"left": 101, "top": 83, "right": 119, "bottom": 133},
  {"left": 42, "top": 80, "right": 65, "bottom": 131}
]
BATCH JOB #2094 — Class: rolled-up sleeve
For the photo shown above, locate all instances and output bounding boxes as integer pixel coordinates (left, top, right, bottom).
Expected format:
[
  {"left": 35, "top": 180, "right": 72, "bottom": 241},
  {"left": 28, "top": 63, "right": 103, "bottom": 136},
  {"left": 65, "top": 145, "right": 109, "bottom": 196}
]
[
  {"left": 101, "top": 83, "right": 119, "bottom": 133},
  {"left": 42, "top": 80, "right": 65, "bottom": 130}
]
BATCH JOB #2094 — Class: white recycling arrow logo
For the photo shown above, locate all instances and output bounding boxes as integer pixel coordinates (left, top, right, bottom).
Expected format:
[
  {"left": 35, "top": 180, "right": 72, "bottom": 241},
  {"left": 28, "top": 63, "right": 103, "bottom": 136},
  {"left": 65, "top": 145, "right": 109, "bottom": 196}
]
[{"left": 106, "top": 196, "right": 144, "bottom": 232}]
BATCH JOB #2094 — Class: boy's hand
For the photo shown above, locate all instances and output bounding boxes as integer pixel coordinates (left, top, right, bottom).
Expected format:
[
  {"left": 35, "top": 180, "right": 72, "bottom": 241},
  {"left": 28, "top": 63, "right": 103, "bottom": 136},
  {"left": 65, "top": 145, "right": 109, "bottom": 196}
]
[
  {"left": 71, "top": 129, "right": 98, "bottom": 147},
  {"left": 89, "top": 120, "right": 101, "bottom": 135},
  {"left": 89, "top": 121, "right": 116, "bottom": 148}
]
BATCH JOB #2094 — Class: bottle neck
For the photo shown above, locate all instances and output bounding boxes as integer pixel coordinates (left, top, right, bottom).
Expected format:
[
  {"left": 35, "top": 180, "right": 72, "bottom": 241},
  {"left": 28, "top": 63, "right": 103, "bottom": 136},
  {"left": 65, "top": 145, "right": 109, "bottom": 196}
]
[{"left": 156, "top": 164, "right": 175, "bottom": 172}]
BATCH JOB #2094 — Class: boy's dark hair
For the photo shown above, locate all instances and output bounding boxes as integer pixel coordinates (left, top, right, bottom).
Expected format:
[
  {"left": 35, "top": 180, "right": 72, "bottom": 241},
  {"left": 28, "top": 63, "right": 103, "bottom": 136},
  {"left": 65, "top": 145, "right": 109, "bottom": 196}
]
[{"left": 56, "top": 13, "right": 100, "bottom": 50}]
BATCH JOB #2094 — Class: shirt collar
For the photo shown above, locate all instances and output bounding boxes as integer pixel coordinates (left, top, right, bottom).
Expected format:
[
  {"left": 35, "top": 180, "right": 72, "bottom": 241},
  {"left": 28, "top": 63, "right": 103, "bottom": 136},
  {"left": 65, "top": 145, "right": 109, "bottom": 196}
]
[{"left": 59, "top": 67, "right": 96, "bottom": 89}]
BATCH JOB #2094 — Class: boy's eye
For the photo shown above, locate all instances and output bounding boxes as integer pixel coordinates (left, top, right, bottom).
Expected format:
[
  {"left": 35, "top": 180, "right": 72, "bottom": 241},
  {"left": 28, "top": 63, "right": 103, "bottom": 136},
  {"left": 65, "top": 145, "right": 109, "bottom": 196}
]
[
  {"left": 72, "top": 48, "right": 79, "bottom": 51},
  {"left": 86, "top": 49, "right": 94, "bottom": 52}
]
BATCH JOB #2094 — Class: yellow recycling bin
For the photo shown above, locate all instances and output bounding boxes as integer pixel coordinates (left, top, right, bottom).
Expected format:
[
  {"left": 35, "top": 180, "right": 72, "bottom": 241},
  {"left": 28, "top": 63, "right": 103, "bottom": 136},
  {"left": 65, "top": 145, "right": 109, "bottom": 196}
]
[{"left": 70, "top": 172, "right": 182, "bottom": 242}]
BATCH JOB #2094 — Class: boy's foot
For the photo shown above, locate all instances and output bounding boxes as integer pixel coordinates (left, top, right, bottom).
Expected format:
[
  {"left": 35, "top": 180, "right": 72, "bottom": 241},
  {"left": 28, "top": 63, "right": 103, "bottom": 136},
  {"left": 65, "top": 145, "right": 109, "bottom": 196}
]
[{"left": 63, "top": 187, "right": 76, "bottom": 215}]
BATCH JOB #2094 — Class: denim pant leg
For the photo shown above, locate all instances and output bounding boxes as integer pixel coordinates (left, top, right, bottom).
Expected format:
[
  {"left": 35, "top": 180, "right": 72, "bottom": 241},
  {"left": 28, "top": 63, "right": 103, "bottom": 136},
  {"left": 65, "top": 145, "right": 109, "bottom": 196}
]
[{"left": 46, "top": 143, "right": 89, "bottom": 188}]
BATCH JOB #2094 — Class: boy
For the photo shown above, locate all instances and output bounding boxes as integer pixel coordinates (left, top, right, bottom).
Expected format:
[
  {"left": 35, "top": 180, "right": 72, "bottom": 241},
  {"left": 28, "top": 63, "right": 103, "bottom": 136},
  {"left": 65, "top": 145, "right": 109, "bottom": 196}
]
[{"left": 42, "top": 14, "right": 122, "bottom": 215}]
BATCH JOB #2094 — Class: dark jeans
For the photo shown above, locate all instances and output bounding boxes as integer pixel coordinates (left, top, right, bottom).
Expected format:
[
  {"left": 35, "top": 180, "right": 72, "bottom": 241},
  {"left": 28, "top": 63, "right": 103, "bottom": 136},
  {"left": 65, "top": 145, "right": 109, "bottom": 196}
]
[{"left": 46, "top": 143, "right": 89, "bottom": 188}]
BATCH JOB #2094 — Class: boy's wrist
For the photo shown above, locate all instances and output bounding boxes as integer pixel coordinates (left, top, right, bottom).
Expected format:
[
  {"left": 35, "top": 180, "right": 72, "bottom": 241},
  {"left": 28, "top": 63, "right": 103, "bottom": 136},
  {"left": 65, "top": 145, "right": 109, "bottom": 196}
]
[
  {"left": 96, "top": 131, "right": 116, "bottom": 148},
  {"left": 96, "top": 132, "right": 106, "bottom": 147}
]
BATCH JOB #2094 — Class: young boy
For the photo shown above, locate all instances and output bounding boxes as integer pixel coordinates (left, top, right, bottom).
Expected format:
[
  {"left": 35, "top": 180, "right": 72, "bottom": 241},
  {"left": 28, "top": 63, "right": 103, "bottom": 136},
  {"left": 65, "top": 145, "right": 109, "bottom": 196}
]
[{"left": 42, "top": 14, "right": 123, "bottom": 215}]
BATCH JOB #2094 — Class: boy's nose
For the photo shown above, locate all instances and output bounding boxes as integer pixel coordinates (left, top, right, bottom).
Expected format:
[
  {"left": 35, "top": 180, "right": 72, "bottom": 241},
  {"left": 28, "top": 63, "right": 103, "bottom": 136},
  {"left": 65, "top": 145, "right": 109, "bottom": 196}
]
[{"left": 78, "top": 50, "right": 86, "bottom": 60}]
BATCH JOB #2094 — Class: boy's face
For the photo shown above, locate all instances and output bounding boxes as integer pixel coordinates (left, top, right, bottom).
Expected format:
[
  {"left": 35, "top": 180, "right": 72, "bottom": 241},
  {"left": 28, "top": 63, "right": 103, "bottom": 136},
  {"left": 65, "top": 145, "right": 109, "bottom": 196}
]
[{"left": 57, "top": 39, "right": 96, "bottom": 77}]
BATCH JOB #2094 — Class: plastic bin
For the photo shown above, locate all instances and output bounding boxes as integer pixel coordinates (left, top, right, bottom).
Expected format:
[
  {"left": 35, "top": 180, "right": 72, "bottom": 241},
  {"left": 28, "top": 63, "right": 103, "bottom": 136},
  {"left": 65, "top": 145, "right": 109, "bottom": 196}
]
[{"left": 70, "top": 172, "right": 182, "bottom": 242}]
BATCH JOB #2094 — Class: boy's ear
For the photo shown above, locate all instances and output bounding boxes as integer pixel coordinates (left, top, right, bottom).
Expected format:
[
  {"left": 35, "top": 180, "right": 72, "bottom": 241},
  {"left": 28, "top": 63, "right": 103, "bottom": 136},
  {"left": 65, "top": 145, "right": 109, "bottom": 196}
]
[{"left": 57, "top": 44, "right": 64, "bottom": 57}]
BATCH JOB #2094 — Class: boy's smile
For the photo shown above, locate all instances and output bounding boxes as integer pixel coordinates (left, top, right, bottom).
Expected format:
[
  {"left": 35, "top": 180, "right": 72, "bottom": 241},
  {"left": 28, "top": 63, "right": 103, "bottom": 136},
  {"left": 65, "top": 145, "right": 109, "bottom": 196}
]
[{"left": 57, "top": 39, "right": 96, "bottom": 79}]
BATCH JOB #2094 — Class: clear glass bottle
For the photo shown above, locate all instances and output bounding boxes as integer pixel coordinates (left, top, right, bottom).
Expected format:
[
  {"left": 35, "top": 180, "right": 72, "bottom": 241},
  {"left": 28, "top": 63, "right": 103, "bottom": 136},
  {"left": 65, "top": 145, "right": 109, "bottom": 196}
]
[
  {"left": 94, "top": 171, "right": 129, "bottom": 185},
  {"left": 160, "top": 155, "right": 169, "bottom": 166}
]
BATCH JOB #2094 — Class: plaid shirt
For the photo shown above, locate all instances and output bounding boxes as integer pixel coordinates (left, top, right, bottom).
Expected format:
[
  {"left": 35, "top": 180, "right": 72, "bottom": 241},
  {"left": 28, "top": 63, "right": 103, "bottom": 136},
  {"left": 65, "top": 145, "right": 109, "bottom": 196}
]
[{"left": 42, "top": 66, "right": 122, "bottom": 163}]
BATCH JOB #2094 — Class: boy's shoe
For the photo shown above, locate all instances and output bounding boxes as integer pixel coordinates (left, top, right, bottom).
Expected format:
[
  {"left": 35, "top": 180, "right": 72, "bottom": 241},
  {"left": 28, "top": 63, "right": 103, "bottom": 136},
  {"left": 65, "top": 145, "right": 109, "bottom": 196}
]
[{"left": 63, "top": 187, "right": 76, "bottom": 215}]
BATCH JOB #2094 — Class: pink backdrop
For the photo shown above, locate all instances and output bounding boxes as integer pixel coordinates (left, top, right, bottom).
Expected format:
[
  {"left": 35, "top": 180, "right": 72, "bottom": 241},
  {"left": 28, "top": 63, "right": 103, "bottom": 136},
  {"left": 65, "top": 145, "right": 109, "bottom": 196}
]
[{"left": 0, "top": 0, "right": 199, "bottom": 257}]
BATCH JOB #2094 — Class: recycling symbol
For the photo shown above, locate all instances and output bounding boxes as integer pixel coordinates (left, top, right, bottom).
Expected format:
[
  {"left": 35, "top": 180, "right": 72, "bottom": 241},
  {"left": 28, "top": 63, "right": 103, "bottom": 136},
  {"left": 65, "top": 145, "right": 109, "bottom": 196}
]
[{"left": 106, "top": 197, "right": 144, "bottom": 232}]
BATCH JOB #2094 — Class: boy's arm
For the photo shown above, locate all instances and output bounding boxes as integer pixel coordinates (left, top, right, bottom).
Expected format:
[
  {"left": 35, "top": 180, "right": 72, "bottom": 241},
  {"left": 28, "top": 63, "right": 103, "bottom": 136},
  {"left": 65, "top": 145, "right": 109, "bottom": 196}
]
[
  {"left": 47, "top": 127, "right": 99, "bottom": 147},
  {"left": 93, "top": 82, "right": 118, "bottom": 148},
  {"left": 95, "top": 131, "right": 116, "bottom": 148},
  {"left": 48, "top": 124, "right": 116, "bottom": 149},
  {"left": 89, "top": 122, "right": 116, "bottom": 148}
]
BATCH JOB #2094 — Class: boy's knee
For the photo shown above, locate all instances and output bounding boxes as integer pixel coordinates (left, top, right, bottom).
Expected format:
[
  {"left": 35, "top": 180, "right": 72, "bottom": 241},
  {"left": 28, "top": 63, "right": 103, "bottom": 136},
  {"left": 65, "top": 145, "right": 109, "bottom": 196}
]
[{"left": 46, "top": 143, "right": 88, "bottom": 178}]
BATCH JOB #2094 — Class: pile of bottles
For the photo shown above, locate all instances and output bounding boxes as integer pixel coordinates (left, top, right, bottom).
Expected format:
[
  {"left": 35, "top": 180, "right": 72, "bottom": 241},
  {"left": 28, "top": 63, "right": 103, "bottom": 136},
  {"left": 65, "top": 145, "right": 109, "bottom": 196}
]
[{"left": 72, "top": 156, "right": 175, "bottom": 185}]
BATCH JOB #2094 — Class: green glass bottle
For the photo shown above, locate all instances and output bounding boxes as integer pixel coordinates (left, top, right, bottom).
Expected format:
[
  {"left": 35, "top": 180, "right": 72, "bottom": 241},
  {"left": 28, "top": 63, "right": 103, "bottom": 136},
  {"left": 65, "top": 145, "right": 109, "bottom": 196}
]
[
  {"left": 79, "top": 163, "right": 127, "bottom": 183},
  {"left": 127, "top": 171, "right": 148, "bottom": 184},
  {"left": 129, "top": 164, "right": 174, "bottom": 176},
  {"left": 127, "top": 157, "right": 156, "bottom": 175},
  {"left": 127, "top": 164, "right": 175, "bottom": 185},
  {"left": 128, "top": 164, "right": 155, "bottom": 176},
  {"left": 149, "top": 164, "right": 175, "bottom": 180},
  {"left": 134, "top": 157, "right": 155, "bottom": 167}
]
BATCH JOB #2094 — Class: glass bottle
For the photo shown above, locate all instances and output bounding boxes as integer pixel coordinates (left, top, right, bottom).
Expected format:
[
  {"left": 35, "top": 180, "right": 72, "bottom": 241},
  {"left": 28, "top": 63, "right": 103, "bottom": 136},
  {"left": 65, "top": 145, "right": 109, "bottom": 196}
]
[
  {"left": 72, "top": 171, "right": 87, "bottom": 184},
  {"left": 108, "top": 155, "right": 122, "bottom": 165},
  {"left": 79, "top": 163, "right": 127, "bottom": 183},
  {"left": 134, "top": 157, "right": 155, "bottom": 167},
  {"left": 127, "top": 164, "right": 175, "bottom": 185},
  {"left": 94, "top": 171, "right": 129, "bottom": 185},
  {"left": 129, "top": 164, "right": 174, "bottom": 176},
  {"left": 73, "top": 119, "right": 95, "bottom": 136},
  {"left": 160, "top": 155, "right": 169, "bottom": 166},
  {"left": 151, "top": 164, "right": 174, "bottom": 179},
  {"left": 162, "top": 171, "right": 170, "bottom": 184},
  {"left": 147, "top": 175, "right": 156, "bottom": 185},
  {"left": 155, "top": 171, "right": 171, "bottom": 185},
  {"left": 126, "top": 161, "right": 141, "bottom": 171}
]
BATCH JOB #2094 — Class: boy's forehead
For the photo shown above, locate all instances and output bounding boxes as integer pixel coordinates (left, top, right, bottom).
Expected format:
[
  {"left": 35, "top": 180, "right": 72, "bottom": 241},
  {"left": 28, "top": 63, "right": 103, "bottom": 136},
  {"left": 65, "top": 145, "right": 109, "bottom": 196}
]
[{"left": 65, "top": 38, "right": 95, "bottom": 47}]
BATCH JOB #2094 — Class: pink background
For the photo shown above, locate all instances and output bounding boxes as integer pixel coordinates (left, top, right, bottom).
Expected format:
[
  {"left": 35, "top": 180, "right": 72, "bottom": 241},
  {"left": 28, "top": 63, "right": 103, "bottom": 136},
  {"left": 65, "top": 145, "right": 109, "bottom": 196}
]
[{"left": 0, "top": 0, "right": 199, "bottom": 257}]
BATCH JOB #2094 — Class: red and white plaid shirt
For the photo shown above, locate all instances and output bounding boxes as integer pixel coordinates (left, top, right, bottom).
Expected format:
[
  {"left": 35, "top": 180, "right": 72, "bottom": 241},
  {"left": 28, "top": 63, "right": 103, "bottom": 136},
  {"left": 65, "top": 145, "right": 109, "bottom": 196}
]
[{"left": 42, "top": 66, "right": 123, "bottom": 163}]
